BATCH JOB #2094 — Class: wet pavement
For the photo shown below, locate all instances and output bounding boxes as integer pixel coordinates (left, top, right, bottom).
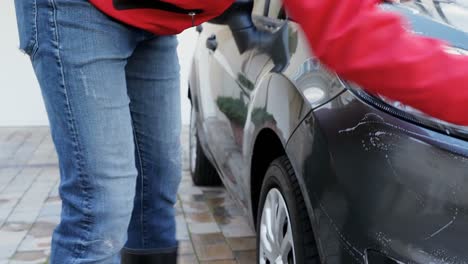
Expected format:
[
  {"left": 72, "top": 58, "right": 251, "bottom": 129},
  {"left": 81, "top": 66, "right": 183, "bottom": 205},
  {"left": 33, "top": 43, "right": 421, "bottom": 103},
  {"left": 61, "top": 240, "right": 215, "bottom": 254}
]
[{"left": 0, "top": 127, "right": 256, "bottom": 264}]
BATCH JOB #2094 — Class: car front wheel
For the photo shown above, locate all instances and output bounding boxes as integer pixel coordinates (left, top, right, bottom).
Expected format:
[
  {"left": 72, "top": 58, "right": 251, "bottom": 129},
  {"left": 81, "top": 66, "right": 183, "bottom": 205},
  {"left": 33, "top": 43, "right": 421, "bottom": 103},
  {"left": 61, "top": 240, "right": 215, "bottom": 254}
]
[{"left": 257, "top": 156, "right": 320, "bottom": 264}]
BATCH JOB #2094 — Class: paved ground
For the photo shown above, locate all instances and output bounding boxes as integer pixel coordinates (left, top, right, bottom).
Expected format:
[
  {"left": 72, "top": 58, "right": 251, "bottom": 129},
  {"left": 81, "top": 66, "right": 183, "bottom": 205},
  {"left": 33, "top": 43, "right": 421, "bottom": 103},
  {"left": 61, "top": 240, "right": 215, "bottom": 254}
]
[{"left": 0, "top": 127, "right": 256, "bottom": 264}]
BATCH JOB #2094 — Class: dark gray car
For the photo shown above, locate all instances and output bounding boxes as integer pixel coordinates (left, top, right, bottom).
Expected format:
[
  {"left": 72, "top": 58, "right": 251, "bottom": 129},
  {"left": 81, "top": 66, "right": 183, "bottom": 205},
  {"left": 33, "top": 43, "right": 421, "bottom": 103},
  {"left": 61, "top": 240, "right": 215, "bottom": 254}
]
[{"left": 188, "top": 0, "right": 468, "bottom": 263}]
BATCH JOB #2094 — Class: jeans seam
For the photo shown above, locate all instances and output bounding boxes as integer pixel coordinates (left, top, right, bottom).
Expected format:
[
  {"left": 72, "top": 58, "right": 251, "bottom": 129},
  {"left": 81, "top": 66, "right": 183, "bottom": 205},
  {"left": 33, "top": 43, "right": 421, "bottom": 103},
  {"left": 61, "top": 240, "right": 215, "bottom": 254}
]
[
  {"left": 143, "top": 169, "right": 149, "bottom": 246},
  {"left": 131, "top": 123, "right": 147, "bottom": 247},
  {"left": 49, "top": 0, "right": 93, "bottom": 262},
  {"left": 30, "top": 0, "right": 39, "bottom": 60}
]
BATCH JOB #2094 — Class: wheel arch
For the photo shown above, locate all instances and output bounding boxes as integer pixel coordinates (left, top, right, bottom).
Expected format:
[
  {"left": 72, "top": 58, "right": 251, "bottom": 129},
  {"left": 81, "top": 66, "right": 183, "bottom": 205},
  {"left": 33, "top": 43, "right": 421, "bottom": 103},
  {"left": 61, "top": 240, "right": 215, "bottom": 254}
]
[
  {"left": 245, "top": 72, "right": 311, "bottom": 228},
  {"left": 250, "top": 128, "right": 286, "bottom": 227}
]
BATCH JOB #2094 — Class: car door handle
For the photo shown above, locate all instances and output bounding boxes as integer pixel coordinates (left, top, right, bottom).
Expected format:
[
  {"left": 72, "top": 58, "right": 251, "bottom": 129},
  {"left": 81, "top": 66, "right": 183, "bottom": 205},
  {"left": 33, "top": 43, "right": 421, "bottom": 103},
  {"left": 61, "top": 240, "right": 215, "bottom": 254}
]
[{"left": 206, "top": 34, "right": 218, "bottom": 51}]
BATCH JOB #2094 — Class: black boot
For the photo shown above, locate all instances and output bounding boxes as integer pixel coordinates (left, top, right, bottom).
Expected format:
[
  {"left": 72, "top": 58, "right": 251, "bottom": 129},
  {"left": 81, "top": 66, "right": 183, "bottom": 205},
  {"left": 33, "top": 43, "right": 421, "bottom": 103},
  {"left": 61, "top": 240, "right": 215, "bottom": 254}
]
[{"left": 121, "top": 248, "right": 178, "bottom": 264}]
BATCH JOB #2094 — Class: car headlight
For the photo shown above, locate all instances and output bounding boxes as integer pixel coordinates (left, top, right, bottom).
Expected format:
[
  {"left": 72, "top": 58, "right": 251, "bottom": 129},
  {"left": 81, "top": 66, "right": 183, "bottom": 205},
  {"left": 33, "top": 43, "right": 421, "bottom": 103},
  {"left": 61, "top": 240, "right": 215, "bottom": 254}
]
[{"left": 348, "top": 47, "right": 468, "bottom": 140}]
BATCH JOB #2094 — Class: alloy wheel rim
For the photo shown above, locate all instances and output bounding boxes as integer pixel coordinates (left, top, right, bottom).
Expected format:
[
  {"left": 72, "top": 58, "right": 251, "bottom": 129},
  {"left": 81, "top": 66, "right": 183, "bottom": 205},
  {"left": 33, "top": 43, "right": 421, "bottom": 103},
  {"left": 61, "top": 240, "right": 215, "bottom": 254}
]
[
  {"left": 259, "top": 188, "right": 296, "bottom": 264},
  {"left": 189, "top": 108, "right": 197, "bottom": 175}
]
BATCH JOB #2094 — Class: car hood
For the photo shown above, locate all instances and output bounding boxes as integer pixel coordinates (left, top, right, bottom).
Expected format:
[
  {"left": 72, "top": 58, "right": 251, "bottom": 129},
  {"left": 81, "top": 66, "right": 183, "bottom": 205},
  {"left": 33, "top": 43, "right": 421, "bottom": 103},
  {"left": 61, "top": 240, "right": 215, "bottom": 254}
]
[{"left": 381, "top": 1, "right": 468, "bottom": 50}]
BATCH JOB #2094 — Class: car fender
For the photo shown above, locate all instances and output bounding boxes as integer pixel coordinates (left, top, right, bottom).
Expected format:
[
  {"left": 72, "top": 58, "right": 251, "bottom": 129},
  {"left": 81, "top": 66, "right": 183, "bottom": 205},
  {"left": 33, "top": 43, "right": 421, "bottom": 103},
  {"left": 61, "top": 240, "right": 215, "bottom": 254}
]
[
  {"left": 285, "top": 111, "right": 335, "bottom": 263},
  {"left": 244, "top": 72, "right": 310, "bottom": 158},
  {"left": 243, "top": 72, "right": 312, "bottom": 225}
]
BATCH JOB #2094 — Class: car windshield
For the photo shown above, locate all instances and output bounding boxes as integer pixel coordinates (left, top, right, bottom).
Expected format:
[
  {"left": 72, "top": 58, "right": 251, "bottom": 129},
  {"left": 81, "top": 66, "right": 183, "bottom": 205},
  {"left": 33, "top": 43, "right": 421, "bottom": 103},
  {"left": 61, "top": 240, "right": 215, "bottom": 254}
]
[{"left": 402, "top": 0, "right": 468, "bottom": 32}]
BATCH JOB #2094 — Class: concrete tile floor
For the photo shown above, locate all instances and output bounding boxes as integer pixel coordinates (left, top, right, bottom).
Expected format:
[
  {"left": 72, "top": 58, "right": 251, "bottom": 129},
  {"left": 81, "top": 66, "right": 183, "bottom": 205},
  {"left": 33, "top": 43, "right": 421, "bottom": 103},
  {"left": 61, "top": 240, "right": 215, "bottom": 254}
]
[{"left": 0, "top": 127, "right": 256, "bottom": 264}]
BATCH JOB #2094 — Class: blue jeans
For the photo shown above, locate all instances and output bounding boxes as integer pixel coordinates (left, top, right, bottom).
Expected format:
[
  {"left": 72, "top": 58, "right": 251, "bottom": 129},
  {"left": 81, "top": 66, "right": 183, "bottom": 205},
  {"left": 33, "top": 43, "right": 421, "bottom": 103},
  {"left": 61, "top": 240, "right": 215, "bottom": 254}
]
[{"left": 14, "top": 0, "right": 182, "bottom": 263}]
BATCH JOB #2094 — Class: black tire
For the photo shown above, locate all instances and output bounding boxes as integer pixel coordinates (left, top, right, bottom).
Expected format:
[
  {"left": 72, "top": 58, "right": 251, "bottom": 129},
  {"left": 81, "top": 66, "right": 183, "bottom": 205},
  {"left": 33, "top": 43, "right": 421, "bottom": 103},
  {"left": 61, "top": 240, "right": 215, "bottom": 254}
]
[
  {"left": 256, "top": 156, "right": 320, "bottom": 264},
  {"left": 189, "top": 108, "right": 221, "bottom": 186}
]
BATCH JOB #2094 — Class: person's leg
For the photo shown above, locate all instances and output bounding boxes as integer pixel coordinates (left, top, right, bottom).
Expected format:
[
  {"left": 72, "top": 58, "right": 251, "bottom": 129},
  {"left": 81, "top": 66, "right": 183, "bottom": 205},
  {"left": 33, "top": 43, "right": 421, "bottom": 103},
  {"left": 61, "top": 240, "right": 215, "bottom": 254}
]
[
  {"left": 123, "top": 35, "right": 182, "bottom": 260},
  {"left": 18, "top": 0, "right": 146, "bottom": 262}
]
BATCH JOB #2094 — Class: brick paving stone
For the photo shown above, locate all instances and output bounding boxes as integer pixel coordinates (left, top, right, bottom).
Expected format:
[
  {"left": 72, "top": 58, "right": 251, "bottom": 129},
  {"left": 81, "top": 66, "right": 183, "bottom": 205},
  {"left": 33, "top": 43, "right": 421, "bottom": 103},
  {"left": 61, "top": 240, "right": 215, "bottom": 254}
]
[
  {"left": 0, "top": 128, "right": 21, "bottom": 141},
  {"left": 212, "top": 203, "right": 245, "bottom": 222},
  {"left": 179, "top": 240, "right": 195, "bottom": 255},
  {"left": 219, "top": 216, "right": 255, "bottom": 238},
  {"left": 4, "top": 129, "right": 48, "bottom": 168},
  {"left": 202, "top": 189, "right": 226, "bottom": 198},
  {"left": 47, "top": 181, "right": 60, "bottom": 199},
  {"left": 0, "top": 168, "right": 42, "bottom": 228},
  {"left": 0, "top": 229, "right": 28, "bottom": 260},
  {"left": 185, "top": 211, "right": 217, "bottom": 223},
  {"left": 204, "top": 197, "right": 228, "bottom": 209},
  {"left": 178, "top": 183, "right": 204, "bottom": 196},
  {"left": 176, "top": 215, "right": 190, "bottom": 241},
  {"left": 182, "top": 200, "right": 211, "bottom": 214},
  {"left": 0, "top": 196, "right": 19, "bottom": 227},
  {"left": 26, "top": 134, "right": 56, "bottom": 166},
  {"left": 13, "top": 170, "right": 58, "bottom": 214},
  {"left": 1, "top": 168, "right": 42, "bottom": 197},
  {"left": 0, "top": 132, "right": 24, "bottom": 163},
  {"left": 17, "top": 221, "right": 56, "bottom": 252},
  {"left": 0, "top": 127, "right": 258, "bottom": 264},
  {"left": 9, "top": 250, "right": 48, "bottom": 264},
  {"left": 234, "top": 250, "right": 256, "bottom": 264},
  {"left": 178, "top": 254, "right": 199, "bottom": 264},
  {"left": 225, "top": 237, "right": 256, "bottom": 252},
  {"left": 0, "top": 168, "right": 58, "bottom": 260},
  {"left": 0, "top": 168, "right": 21, "bottom": 193},
  {"left": 37, "top": 199, "right": 61, "bottom": 218},
  {"left": 188, "top": 222, "right": 221, "bottom": 235},
  {"left": 191, "top": 233, "right": 234, "bottom": 262}
]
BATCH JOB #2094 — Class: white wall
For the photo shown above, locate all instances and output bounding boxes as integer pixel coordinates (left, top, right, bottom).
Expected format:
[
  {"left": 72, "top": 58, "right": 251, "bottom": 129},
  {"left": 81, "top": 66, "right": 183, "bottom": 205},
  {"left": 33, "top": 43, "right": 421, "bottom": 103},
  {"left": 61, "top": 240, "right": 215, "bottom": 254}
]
[
  {"left": 0, "top": 0, "right": 48, "bottom": 127},
  {"left": 178, "top": 29, "right": 198, "bottom": 126},
  {"left": 0, "top": 1, "right": 195, "bottom": 127}
]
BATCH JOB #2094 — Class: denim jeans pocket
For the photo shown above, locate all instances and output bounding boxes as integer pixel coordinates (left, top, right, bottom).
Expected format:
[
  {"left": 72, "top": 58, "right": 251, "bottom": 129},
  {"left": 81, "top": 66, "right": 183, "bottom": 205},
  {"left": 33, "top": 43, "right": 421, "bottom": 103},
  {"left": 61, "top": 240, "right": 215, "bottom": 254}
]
[{"left": 14, "top": 0, "right": 38, "bottom": 58}]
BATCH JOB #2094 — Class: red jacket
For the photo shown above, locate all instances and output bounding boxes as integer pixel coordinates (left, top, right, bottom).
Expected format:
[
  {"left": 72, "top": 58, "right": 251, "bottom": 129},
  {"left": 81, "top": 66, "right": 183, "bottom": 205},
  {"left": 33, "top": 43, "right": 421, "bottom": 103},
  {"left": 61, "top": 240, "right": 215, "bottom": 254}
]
[
  {"left": 89, "top": 0, "right": 234, "bottom": 35},
  {"left": 283, "top": 0, "right": 468, "bottom": 126}
]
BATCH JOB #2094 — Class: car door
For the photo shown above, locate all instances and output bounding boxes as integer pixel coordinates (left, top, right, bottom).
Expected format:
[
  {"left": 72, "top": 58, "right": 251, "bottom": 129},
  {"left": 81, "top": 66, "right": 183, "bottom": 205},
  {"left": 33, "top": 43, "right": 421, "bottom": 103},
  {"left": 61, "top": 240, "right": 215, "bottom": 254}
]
[
  {"left": 198, "top": 14, "right": 255, "bottom": 202},
  {"left": 200, "top": 0, "right": 291, "bottom": 206},
  {"left": 214, "top": 0, "right": 294, "bottom": 207}
]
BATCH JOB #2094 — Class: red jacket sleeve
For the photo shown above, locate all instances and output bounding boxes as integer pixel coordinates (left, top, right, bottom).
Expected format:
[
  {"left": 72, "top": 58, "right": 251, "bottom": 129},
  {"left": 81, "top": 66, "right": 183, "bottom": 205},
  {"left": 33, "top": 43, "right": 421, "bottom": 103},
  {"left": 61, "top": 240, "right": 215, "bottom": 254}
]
[{"left": 282, "top": 0, "right": 468, "bottom": 126}]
